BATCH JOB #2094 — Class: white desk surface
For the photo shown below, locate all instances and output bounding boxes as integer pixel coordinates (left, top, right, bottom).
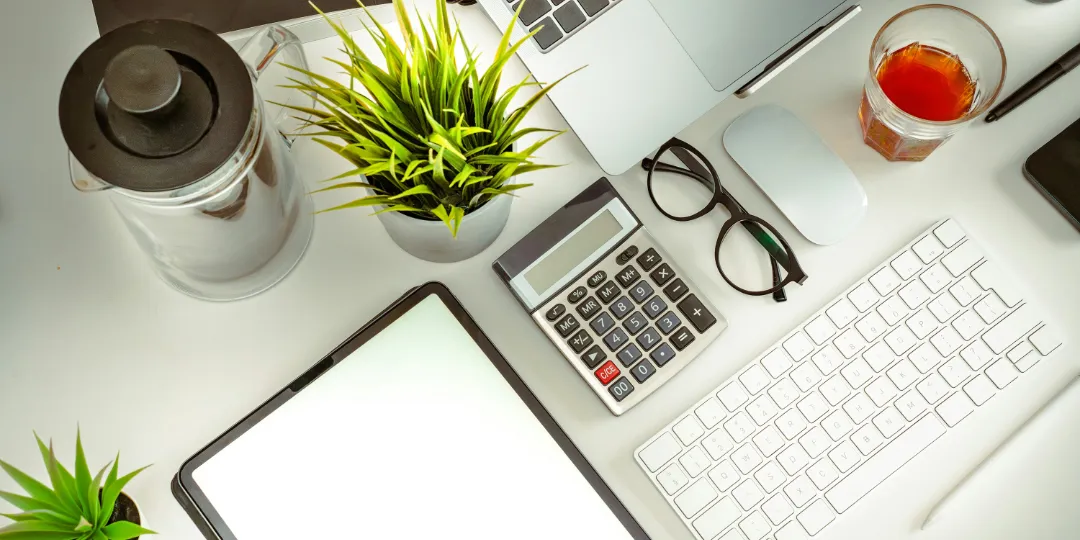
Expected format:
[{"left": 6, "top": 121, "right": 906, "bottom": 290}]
[{"left": 3, "top": 1, "right": 1080, "bottom": 539}]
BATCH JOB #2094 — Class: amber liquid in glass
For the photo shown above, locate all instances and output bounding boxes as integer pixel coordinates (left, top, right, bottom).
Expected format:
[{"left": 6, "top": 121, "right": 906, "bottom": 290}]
[{"left": 860, "top": 43, "right": 977, "bottom": 161}]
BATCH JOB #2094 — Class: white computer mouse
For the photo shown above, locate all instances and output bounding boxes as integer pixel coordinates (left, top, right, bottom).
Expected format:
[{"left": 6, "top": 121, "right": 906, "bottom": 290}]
[{"left": 723, "top": 105, "right": 867, "bottom": 246}]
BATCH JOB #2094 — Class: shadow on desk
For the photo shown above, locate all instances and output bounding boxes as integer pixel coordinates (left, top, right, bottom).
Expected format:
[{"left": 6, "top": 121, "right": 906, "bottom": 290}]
[{"left": 91, "top": 0, "right": 391, "bottom": 34}]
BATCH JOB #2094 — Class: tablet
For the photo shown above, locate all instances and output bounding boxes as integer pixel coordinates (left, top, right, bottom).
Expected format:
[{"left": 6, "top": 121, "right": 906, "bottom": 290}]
[{"left": 172, "top": 282, "right": 649, "bottom": 540}]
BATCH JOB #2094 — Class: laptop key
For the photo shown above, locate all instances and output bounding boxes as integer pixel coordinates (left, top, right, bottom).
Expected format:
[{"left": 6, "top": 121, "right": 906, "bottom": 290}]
[
  {"left": 554, "top": 2, "right": 586, "bottom": 32},
  {"left": 579, "top": 0, "right": 609, "bottom": 16},
  {"left": 515, "top": 0, "right": 552, "bottom": 26},
  {"left": 530, "top": 17, "right": 562, "bottom": 51}
]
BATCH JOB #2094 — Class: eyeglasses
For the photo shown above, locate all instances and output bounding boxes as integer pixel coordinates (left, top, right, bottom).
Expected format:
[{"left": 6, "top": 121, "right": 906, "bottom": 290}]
[{"left": 641, "top": 138, "right": 808, "bottom": 301}]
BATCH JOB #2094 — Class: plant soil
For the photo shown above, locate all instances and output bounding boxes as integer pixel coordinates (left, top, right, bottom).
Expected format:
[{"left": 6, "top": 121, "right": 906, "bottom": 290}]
[{"left": 106, "top": 491, "right": 142, "bottom": 538}]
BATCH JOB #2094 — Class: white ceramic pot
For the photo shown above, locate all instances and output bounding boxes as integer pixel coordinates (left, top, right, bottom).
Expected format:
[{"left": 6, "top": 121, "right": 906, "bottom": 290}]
[{"left": 373, "top": 191, "right": 513, "bottom": 263}]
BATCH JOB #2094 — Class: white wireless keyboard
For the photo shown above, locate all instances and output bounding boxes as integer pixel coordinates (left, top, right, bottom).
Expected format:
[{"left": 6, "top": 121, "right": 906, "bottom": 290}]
[{"left": 634, "top": 219, "right": 1064, "bottom": 540}]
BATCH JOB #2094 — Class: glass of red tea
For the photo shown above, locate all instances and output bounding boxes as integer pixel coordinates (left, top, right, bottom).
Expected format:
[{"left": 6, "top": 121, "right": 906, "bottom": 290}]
[{"left": 860, "top": 5, "right": 1006, "bottom": 161}]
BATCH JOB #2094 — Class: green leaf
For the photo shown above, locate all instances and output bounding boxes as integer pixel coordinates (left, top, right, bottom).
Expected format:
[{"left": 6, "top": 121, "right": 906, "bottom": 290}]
[
  {"left": 310, "top": 182, "right": 379, "bottom": 195},
  {"left": 73, "top": 431, "right": 91, "bottom": 517},
  {"left": 98, "top": 466, "right": 149, "bottom": 520},
  {"left": 316, "top": 197, "right": 391, "bottom": 214},
  {"left": 33, "top": 436, "right": 81, "bottom": 519},
  {"left": 92, "top": 531, "right": 107, "bottom": 540},
  {"left": 101, "top": 521, "right": 155, "bottom": 540},
  {"left": 85, "top": 464, "right": 108, "bottom": 526},
  {"left": 387, "top": 184, "right": 434, "bottom": 200},
  {"left": 96, "top": 457, "right": 120, "bottom": 530},
  {"left": 0, "top": 461, "right": 70, "bottom": 519},
  {"left": 0, "top": 510, "right": 71, "bottom": 526},
  {"left": 0, "top": 520, "right": 75, "bottom": 535}
]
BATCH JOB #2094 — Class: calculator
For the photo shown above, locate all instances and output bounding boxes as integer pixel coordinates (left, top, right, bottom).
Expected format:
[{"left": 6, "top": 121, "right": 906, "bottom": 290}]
[{"left": 494, "top": 178, "right": 728, "bottom": 415}]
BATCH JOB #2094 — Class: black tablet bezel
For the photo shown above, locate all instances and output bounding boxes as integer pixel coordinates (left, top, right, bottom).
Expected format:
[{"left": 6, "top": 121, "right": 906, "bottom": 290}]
[{"left": 172, "top": 281, "right": 650, "bottom": 540}]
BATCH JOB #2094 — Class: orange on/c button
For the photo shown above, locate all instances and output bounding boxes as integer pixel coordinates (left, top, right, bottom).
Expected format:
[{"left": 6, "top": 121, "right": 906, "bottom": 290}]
[{"left": 594, "top": 361, "right": 620, "bottom": 385}]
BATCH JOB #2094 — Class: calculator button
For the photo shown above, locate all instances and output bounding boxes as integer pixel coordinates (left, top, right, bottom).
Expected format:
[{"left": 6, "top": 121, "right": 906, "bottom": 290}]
[
  {"left": 568, "top": 330, "right": 593, "bottom": 353},
  {"left": 587, "top": 270, "right": 607, "bottom": 288},
  {"left": 671, "top": 327, "right": 696, "bottom": 350},
  {"left": 567, "top": 286, "right": 587, "bottom": 303},
  {"left": 637, "top": 248, "right": 663, "bottom": 271},
  {"left": 624, "top": 312, "right": 648, "bottom": 335},
  {"left": 610, "top": 297, "right": 633, "bottom": 319},
  {"left": 554, "top": 314, "right": 580, "bottom": 337},
  {"left": 678, "top": 295, "right": 717, "bottom": 332},
  {"left": 650, "top": 263, "right": 675, "bottom": 286},
  {"left": 664, "top": 278, "right": 689, "bottom": 301},
  {"left": 643, "top": 296, "right": 668, "bottom": 319},
  {"left": 631, "top": 360, "right": 657, "bottom": 383},
  {"left": 604, "top": 328, "right": 630, "bottom": 351},
  {"left": 581, "top": 345, "right": 606, "bottom": 368},
  {"left": 576, "top": 297, "right": 602, "bottom": 320},
  {"left": 617, "top": 344, "right": 643, "bottom": 367},
  {"left": 637, "top": 328, "right": 662, "bottom": 351},
  {"left": 650, "top": 343, "right": 676, "bottom": 366},
  {"left": 545, "top": 304, "right": 566, "bottom": 321},
  {"left": 597, "top": 281, "right": 620, "bottom": 304},
  {"left": 629, "top": 280, "right": 655, "bottom": 303},
  {"left": 591, "top": 312, "right": 616, "bottom": 334},
  {"left": 616, "top": 266, "right": 641, "bottom": 288},
  {"left": 609, "top": 377, "right": 635, "bottom": 401},
  {"left": 595, "top": 361, "right": 621, "bottom": 385},
  {"left": 617, "top": 245, "right": 639, "bottom": 265},
  {"left": 657, "top": 312, "right": 682, "bottom": 334}
]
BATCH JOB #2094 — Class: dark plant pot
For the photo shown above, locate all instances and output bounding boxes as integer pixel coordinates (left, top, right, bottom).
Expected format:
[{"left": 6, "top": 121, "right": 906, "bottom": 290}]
[{"left": 101, "top": 491, "right": 143, "bottom": 539}]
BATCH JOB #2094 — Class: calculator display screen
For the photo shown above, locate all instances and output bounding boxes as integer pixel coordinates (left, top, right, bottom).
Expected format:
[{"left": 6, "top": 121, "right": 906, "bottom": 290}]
[{"left": 525, "top": 210, "right": 623, "bottom": 293}]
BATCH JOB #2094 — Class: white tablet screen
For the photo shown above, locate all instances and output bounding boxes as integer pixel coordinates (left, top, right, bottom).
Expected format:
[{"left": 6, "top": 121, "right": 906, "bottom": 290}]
[{"left": 191, "top": 295, "right": 637, "bottom": 539}]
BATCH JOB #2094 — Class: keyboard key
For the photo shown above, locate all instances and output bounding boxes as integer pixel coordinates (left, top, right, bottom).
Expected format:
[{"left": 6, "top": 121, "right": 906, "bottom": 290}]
[
  {"left": 805, "top": 316, "right": 837, "bottom": 345},
  {"left": 834, "top": 328, "right": 868, "bottom": 358},
  {"left": 568, "top": 330, "right": 593, "bottom": 352},
  {"left": 768, "top": 378, "right": 801, "bottom": 408},
  {"left": 663, "top": 278, "right": 689, "bottom": 301},
  {"left": 545, "top": 304, "right": 565, "bottom": 321},
  {"left": 680, "top": 446, "right": 711, "bottom": 478},
  {"left": 826, "top": 299, "right": 860, "bottom": 328},
  {"left": 628, "top": 281, "right": 654, "bottom": 303},
  {"left": 885, "top": 326, "right": 918, "bottom": 355},
  {"left": 906, "top": 309, "right": 940, "bottom": 340},
  {"left": 586, "top": 269, "right": 607, "bottom": 288},
  {"left": 841, "top": 359, "right": 873, "bottom": 388},
  {"left": 610, "top": 296, "right": 633, "bottom": 319},
  {"left": 824, "top": 415, "right": 946, "bottom": 512},
  {"left": 643, "top": 296, "right": 668, "bottom": 318},
  {"left": 916, "top": 373, "right": 949, "bottom": 404},
  {"left": 725, "top": 412, "right": 757, "bottom": 442},
  {"left": 740, "top": 365, "right": 772, "bottom": 395},
  {"left": 740, "top": 511, "right": 771, "bottom": 540},
  {"left": 554, "top": 314, "right": 579, "bottom": 336},
  {"left": 1015, "top": 354, "right": 1040, "bottom": 372},
  {"left": 640, "top": 433, "right": 681, "bottom": 471},
  {"left": 797, "top": 392, "right": 829, "bottom": 423},
  {"left": 529, "top": 17, "right": 561, "bottom": 49},
  {"left": 567, "top": 285, "right": 587, "bottom": 303},
  {"left": 948, "top": 276, "right": 983, "bottom": 307},
  {"left": 590, "top": 312, "right": 615, "bottom": 334},
  {"left": 671, "top": 327, "right": 696, "bottom": 350},
  {"left": 636, "top": 327, "right": 661, "bottom": 351},
  {"left": 807, "top": 459, "right": 840, "bottom": 489},
  {"left": 762, "top": 494, "right": 794, "bottom": 525},
  {"left": 983, "top": 304, "right": 1039, "bottom": 353},
  {"left": 656, "top": 311, "right": 681, "bottom": 334},
  {"left": 895, "top": 390, "right": 929, "bottom": 421},
  {"left": 777, "top": 443, "right": 811, "bottom": 475},
  {"left": 650, "top": 263, "right": 675, "bottom": 286},
  {"left": 631, "top": 359, "right": 656, "bottom": 383},
  {"left": 695, "top": 398, "right": 727, "bottom": 428},
  {"left": 1030, "top": 326, "right": 1062, "bottom": 355},
  {"left": 783, "top": 332, "right": 815, "bottom": 361},
  {"left": 594, "top": 361, "right": 620, "bottom": 384},
  {"left": 755, "top": 461, "right": 787, "bottom": 493},
  {"left": 873, "top": 407, "right": 905, "bottom": 437},
  {"left": 776, "top": 521, "right": 812, "bottom": 540},
  {"left": 798, "top": 500, "right": 836, "bottom": 534},
  {"left": 674, "top": 479, "right": 717, "bottom": 517},
  {"left": 597, "top": 281, "right": 620, "bottom": 303},
  {"left": 843, "top": 393, "right": 875, "bottom": 424},
  {"left": 579, "top": 0, "right": 609, "bottom": 16},
  {"left": 678, "top": 295, "right": 717, "bottom": 332},
  {"left": 974, "top": 292, "right": 1008, "bottom": 323},
  {"left": 650, "top": 343, "right": 676, "bottom": 366},
  {"left": 939, "top": 357, "right": 972, "bottom": 387},
  {"left": 674, "top": 416, "right": 706, "bottom": 445},
  {"left": 812, "top": 345, "right": 846, "bottom": 375},
  {"left": 971, "top": 262, "right": 1022, "bottom": 307},
  {"left": 937, "top": 393, "right": 975, "bottom": 426},
  {"left": 702, "top": 432, "right": 736, "bottom": 461},
  {"left": 720, "top": 529, "right": 750, "bottom": 540},
  {"left": 928, "top": 293, "right": 962, "bottom": 322},
  {"left": 887, "top": 359, "right": 919, "bottom": 390},
  {"left": 823, "top": 410, "right": 854, "bottom": 440},
  {"left": 762, "top": 349, "right": 794, "bottom": 377},
  {"left": 692, "top": 497, "right": 741, "bottom": 540},
  {"left": 732, "top": 479, "right": 765, "bottom": 509},
  {"left": 986, "top": 358, "right": 1019, "bottom": 388},
  {"left": 603, "top": 327, "right": 629, "bottom": 351},
  {"left": 852, "top": 424, "right": 884, "bottom": 455},
  {"left": 748, "top": 395, "right": 780, "bottom": 425},
  {"left": 733, "top": 444, "right": 764, "bottom": 474},
  {"left": 821, "top": 375, "right": 853, "bottom": 406},
  {"left": 920, "top": 263, "right": 952, "bottom": 293},
  {"left": 636, "top": 248, "right": 662, "bottom": 271},
  {"left": 963, "top": 374, "right": 996, "bottom": 405},
  {"left": 863, "top": 342, "right": 896, "bottom": 372},
  {"left": 899, "top": 280, "right": 932, "bottom": 309},
  {"left": 867, "top": 376, "right": 899, "bottom": 407},
  {"left": 708, "top": 460, "right": 740, "bottom": 490},
  {"left": 848, "top": 283, "right": 880, "bottom": 312},
  {"left": 784, "top": 476, "right": 817, "bottom": 508},
  {"left": 870, "top": 266, "right": 903, "bottom": 295},
  {"left": 960, "top": 340, "right": 994, "bottom": 370},
  {"left": 912, "top": 235, "right": 946, "bottom": 263},
  {"left": 828, "top": 441, "right": 862, "bottom": 472},
  {"left": 610, "top": 376, "right": 635, "bottom": 402},
  {"left": 799, "top": 426, "right": 831, "bottom": 458},
  {"left": 617, "top": 343, "right": 643, "bottom": 367},
  {"left": 942, "top": 241, "right": 984, "bottom": 276},
  {"left": 891, "top": 250, "right": 924, "bottom": 280},
  {"left": 623, "top": 312, "right": 647, "bottom": 335},
  {"left": 691, "top": 496, "right": 743, "bottom": 540},
  {"left": 934, "top": 219, "right": 966, "bottom": 247},
  {"left": 657, "top": 464, "right": 689, "bottom": 495},
  {"left": 616, "top": 265, "right": 640, "bottom": 288},
  {"left": 776, "top": 409, "right": 809, "bottom": 440},
  {"left": 952, "top": 311, "right": 986, "bottom": 340},
  {"left": 855, "top": 312, "right": 888, "bottom": 342},
  {"left": 580, "top": 344, "right": 606, "bottom": 368},
  {"left": 718, "top": 382, "right": 750, "bottom": 411}
]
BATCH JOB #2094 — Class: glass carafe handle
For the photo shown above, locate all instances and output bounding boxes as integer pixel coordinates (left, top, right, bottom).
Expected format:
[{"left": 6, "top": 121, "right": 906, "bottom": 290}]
[{"left": 237, "top": 25, "right": 314, "bottom": 144}]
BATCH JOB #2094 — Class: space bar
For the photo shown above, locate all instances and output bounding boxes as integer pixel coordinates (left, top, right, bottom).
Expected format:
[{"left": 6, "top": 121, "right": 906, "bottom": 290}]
[{"left": 825, "top": 415, "right": 947, "bottom": 512}]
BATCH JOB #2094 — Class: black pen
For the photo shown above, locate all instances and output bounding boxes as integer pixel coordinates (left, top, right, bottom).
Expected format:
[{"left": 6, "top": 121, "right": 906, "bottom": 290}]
[{"left": 986, "top": 42, "right": 1080, "bottom": 122}]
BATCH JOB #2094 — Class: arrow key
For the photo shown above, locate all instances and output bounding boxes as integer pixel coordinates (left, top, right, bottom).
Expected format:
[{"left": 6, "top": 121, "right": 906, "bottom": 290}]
[{"left": 581, "top": 344, "right": 606, "bottom": 369}]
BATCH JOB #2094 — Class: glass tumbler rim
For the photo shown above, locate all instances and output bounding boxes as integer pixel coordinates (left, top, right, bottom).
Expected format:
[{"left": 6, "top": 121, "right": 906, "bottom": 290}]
[{"left": 867, "top": 3, "right": 1008, "bottom": 127}]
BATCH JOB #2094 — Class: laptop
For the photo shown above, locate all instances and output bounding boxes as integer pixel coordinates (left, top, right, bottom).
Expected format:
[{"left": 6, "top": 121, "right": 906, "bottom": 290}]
[{"left": 474, "top": 0, "right": 861, "bottom": 174}]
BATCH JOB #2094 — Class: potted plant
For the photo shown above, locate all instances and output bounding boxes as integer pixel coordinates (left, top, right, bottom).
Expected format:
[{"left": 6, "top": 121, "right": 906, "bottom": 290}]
[
  {"left": 282, "top": 0, "right": 575, "bottom": 262},
  {"left": 0, "top": 432, "right": 154, "bottom": 540}
]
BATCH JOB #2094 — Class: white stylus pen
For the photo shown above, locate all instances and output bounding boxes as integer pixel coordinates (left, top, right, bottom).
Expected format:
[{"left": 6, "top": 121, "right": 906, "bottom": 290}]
[{"left": 921, "top": 374, "right": 1080, "bottom": 529}]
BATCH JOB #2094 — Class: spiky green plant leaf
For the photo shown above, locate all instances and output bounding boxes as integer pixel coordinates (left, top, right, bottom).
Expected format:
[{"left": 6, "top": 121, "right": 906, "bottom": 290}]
[{"left": 280, "top": 0, "right": 576, "bottom": 236}]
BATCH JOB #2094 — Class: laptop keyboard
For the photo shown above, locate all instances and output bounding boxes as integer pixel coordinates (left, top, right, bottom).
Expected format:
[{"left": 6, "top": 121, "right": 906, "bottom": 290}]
[{"left": 507, "top": 0, "right": 623, "bottom": 52}]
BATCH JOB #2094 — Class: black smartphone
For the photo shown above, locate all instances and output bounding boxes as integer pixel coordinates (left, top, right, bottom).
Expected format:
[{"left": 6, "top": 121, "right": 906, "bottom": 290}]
[{"left": 1023, "top": 117, "right": 1080, "bottom": 231}]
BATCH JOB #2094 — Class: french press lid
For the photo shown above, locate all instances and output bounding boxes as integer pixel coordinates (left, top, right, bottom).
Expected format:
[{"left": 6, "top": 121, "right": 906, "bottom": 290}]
[{"left": 58, "top": 20, "right": 254, "bottom": 192}]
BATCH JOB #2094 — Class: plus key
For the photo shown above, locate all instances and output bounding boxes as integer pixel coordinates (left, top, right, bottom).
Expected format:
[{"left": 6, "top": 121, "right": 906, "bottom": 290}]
[{"left": 677, "top": 294, "right": 717, "bottom": 332}]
